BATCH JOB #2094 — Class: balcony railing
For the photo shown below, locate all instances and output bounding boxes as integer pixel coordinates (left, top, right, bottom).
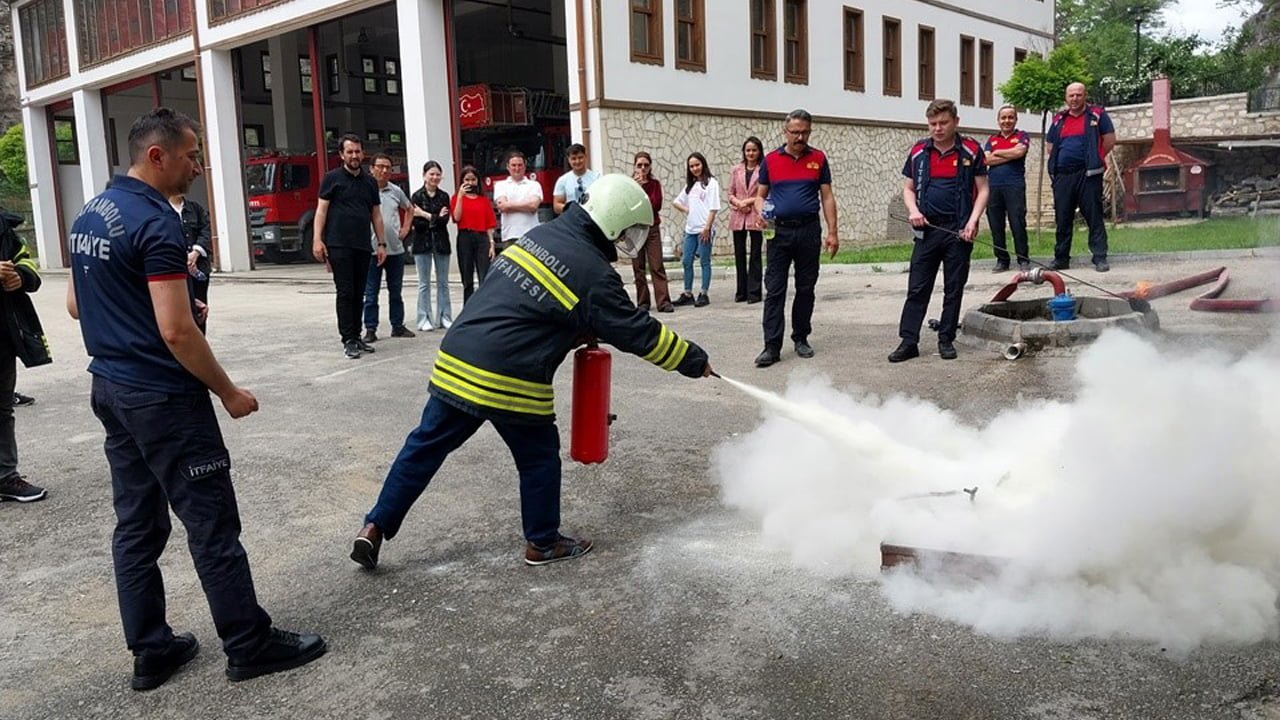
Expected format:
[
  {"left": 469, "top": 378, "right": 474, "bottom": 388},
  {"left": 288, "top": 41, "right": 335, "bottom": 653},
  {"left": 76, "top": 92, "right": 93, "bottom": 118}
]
[{"left": 74, "top": 0, "right": 194, "bottom": 68}]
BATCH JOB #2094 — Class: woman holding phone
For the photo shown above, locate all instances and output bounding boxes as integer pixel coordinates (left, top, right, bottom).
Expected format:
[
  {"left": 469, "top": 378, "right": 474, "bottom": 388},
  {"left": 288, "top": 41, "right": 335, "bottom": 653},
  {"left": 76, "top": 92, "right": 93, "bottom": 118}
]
[{"left": 450, "top": 165, "right": 498, "bottom": 303}]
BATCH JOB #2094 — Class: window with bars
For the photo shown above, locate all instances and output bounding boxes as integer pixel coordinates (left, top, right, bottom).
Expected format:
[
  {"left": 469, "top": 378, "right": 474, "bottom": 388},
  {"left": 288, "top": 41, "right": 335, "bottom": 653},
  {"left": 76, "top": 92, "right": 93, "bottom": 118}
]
[
  {"left": 1014, "top": 47, "right": 1028, "bottom": 65},
  {"left": 630, "top": 0, "right": 663, "bottom": 65},
  {"left": 918, "top": 26, "right": 935, "bottom": 101},
  {"left": 261, "top": 51, "right": 271, "bottom": 91},
  {"left": 882, "top": 17, "right": 901, "bottom": 97},
  {"left": 18, "top": 0, "right": 70, "bottom": 87},
  {"left": 74, "top": 0, "right": 194, "bottom": 68},
  {"left": 675, "top": 0, "right": 705, "bottom": 72},
  {"left": 750, "top": 0, "right": 775, "bottom": 80},
  {"left": 783, "top": 0, "right": 807, "bottom": 85},
  {"left": 327, "top": 55, "right": 340, "bottom": 95},
  {"left": 843, "top": 7, "right": 863, "bottom": 92},
  {"left": 979, "top": 40, "right": 994, "bottom": 108},
  {"left": 959, "top": 35, "right": 975, "bottom": 106}
]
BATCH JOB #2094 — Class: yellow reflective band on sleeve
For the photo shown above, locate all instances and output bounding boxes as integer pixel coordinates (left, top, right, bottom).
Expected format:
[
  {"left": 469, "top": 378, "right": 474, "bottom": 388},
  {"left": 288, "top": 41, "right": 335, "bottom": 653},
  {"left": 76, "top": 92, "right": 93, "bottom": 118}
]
[
  {"left": 642, "top": 325, "right": 675, "bottom": 364},
  {"left": 502, "top": 245, "right": 579, "bottom": 310},
  {"left": 435, "top": 351, "right": 554, "bottom": 399},
  {"left": 660, "top": 337, "right": 689, "bottom": 371}
]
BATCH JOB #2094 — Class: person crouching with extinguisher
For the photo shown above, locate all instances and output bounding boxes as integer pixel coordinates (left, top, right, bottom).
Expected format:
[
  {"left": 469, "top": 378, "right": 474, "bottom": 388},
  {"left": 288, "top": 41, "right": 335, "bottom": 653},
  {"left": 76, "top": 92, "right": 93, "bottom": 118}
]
[{"left": 350, "top": 173, "right": 715, "bottom": 569}]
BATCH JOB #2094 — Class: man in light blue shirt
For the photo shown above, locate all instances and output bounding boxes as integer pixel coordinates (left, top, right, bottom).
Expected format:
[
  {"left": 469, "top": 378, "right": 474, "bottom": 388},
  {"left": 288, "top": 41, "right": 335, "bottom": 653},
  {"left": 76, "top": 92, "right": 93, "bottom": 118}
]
[{"left": 552, "top": 143, "right": 600, "bottom": 214}]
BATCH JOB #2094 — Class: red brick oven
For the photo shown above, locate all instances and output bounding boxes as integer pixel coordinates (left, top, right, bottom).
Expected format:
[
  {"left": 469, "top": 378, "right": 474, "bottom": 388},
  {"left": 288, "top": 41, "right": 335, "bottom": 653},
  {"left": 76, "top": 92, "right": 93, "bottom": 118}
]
[{"left": 1122, "top": 76, "right": 1213, "bottom": 219}]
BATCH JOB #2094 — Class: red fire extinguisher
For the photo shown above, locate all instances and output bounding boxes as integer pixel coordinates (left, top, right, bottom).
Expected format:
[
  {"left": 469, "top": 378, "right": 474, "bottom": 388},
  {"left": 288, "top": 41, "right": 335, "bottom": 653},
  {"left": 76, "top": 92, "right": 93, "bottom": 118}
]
[{"left": 570, "top": 342, "right": 615, "bottom": 464}]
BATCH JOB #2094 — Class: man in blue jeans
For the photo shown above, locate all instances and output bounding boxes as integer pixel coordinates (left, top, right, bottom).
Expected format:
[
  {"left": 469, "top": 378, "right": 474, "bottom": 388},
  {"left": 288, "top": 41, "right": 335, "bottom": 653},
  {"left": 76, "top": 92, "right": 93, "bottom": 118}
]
[
  {"left": 363, "top": 153, "right": 415, "bottom": 342},
  {"left": 350, "top": 175, "right": 713, "bottom": 570}
]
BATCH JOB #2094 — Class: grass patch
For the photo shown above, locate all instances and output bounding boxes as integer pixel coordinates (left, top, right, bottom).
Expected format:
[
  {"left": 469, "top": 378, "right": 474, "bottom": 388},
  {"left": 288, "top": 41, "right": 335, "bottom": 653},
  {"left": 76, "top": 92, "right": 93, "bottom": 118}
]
[{"left": 824, "top": 216, "right": 1280, "bottom": 265}]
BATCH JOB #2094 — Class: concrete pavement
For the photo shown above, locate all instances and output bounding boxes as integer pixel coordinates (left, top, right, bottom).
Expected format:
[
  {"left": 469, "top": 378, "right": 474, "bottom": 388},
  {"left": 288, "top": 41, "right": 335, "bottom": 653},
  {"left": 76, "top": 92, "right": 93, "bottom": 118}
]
[{"left": 3, "top": 253, "right": 1279, "bottom": 719}]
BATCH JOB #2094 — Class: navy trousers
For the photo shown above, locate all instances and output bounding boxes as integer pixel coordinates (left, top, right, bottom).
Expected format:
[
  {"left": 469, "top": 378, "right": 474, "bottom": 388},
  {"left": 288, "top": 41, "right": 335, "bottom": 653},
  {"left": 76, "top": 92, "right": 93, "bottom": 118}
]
[
  {"left": 897, "top": 221, "right": 974, "bottom": 344},
  {"left": 365, "top": 396, "right": 562, "bottom": 546},
  {"left": 986, "top": 185, "right": 1030, "bottom": 265},
  {"left": 91, "top": 376, "right": 271, "bottom": 660},
  {"left": 761, "top": 219, "right": 821, "bottom": 351},
  {"left": 1052, "top": 170, "right": 1109, "bottom": 264}
]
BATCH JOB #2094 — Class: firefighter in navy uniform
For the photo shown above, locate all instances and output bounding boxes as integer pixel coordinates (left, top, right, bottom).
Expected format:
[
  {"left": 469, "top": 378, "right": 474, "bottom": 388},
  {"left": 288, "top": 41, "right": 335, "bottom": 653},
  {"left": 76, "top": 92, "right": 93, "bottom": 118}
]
[{"left": 352, "top": 174, "right": 714, "bottom": 570}]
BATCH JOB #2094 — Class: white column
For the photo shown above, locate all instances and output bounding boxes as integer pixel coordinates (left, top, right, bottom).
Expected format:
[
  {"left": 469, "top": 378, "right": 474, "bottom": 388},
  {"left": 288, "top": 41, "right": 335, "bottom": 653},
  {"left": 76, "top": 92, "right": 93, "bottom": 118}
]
[
  {"left": 199, "top": 48, "right": 253, "bottom": 272},
  {"left": 268, "top": 34, "right": 306, "bottom": 150},
  {"left": 22, "top": 105, "right": 63, "bottom": 269},
  {"left": 397, "top": 0, "right": 454, "bottom": 189},
  {"left": 72, "top": 89, "right": 112, "bottom": 198}
]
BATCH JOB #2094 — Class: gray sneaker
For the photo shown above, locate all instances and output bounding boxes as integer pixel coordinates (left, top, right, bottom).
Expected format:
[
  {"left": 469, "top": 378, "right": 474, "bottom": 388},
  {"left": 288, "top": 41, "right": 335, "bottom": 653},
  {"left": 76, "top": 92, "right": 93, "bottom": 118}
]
[
  {"left": 0, "top": 474, "right": 47, "bottom": 502},
  {"left": 343, "top": 341, "right": 362, "bottom": 359}
]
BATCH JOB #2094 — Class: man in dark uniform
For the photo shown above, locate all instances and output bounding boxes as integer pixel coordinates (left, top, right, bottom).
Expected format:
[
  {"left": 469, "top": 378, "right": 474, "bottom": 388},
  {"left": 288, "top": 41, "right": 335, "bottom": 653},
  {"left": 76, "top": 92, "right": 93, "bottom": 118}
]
[
  {"left": 753, "top": 108, "right": 840, "bottom": 368},
  {"left": 983, "top": 105, "right": 1031, "bottom": 272},
  {"left": 66, "top": 108, "right": 326, "bottom": 690},
  {"left": 1046, "top": 82, "right": 1116, "bottom": 272},
  {"left": 889, "top": 99, "right": 989, "bottom": 363},
  {"left": 170, "top": 192, "right": 211, "bottom": 330},
  {"left": 350, "top": 174, "right": 714, "bottom": 570},
  {"left": 311, "top": 134, "right": 387, "bottom": 358}
]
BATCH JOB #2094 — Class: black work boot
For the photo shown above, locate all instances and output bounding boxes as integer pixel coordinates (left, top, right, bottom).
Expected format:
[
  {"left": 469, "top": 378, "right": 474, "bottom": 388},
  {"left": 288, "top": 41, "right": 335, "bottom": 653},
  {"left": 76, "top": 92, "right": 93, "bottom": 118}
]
[
  {"left": 226, "top": 628, "right": 327, "bottom": 682},
  {"left": 938, "top": 341, "right": 958, "bottom": 360},
  {"left": 132, "top": 632, "right": 199, "bottom": 691},
  {"left": 888, "top": 342, "right": 920, "bottom": 363}
]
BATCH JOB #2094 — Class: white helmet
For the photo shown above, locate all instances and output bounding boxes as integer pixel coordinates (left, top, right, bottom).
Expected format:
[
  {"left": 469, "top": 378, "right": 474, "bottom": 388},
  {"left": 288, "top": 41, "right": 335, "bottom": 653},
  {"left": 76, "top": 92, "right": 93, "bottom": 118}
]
[{"left": 581, "top": 173, "right": 653, "bottom": 259}]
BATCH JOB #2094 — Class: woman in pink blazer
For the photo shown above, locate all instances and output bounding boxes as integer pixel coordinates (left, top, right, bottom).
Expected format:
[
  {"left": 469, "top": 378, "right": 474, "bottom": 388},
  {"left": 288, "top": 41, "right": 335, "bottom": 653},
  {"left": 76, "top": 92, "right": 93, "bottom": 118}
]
[{"left": 727, "top": 136, "right": 765, "bottom": 303}]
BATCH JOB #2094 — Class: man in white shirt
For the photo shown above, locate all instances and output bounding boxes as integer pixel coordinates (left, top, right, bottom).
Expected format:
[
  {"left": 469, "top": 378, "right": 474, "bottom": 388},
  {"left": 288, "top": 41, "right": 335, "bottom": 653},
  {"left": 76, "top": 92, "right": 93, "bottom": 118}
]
[
  {"left": 552, "top": 143, "right": 599, "bottom": 214},
  {"left": 492, "top": 151, "right": 543, "bottom": 252}
]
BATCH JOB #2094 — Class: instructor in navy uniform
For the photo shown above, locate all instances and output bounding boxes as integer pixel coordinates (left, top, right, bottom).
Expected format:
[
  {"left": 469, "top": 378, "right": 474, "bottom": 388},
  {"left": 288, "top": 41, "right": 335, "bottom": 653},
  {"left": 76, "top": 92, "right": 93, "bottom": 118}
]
[{"left": 66, "top": 108, "right": 325, "bottom": 690}]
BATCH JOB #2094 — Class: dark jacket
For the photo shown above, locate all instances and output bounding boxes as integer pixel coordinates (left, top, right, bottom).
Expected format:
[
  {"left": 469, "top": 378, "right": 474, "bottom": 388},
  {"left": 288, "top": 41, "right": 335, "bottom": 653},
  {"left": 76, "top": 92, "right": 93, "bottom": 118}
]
[
  {"left": 409, "top": 187, "right": 451, "bottom": 255},
  {"left": 1047, "top": 104, "right": 1109, "bottom": 178},
  {"left": 429, "top": 204, "right": 708, "bottom": 424},
  {"left": 0, "top": 210, "right": 51, "bottom": 367},
  {"left": 906, "top": 135, "right": 986, "bottom": 222},
  {"left": 178, "top": 198, "right": 212, "bottom": 275}
]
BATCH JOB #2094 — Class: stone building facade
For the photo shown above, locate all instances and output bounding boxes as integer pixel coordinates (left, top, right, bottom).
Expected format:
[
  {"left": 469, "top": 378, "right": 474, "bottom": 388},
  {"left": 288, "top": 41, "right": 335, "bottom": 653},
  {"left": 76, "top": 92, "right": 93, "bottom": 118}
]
[{"left": 598, "top": 106, "right": 1051, "bottom": 252}]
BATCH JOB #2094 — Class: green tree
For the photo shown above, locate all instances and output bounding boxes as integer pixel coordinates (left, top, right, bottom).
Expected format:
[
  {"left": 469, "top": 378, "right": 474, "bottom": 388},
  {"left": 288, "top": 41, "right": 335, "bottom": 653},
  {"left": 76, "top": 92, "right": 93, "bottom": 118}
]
[
  {"left": 0, "top": 124, "right": 27, "bottom": 195},
  {"left": 999, "top": 44, "right": 1093, "bottom": 234}
]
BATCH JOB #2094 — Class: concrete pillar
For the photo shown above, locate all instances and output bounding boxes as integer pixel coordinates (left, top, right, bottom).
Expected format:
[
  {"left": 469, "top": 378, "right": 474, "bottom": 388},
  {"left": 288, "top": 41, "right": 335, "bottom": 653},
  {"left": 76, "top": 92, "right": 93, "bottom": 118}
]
[
  {"left": 396, "top": 0, "right": 454, "bottom": 189},
  {"left": 22, "top": 105, "right": 63, "bottom": 269},
  {"left": 268, "top": 33, "right": 306, "bottom": 150},
  {"left": 199, "top": 48, "right": 253, "bottom": 272},
  {"left": 72, "top": 89, "right": 112, "bottom": 197}
]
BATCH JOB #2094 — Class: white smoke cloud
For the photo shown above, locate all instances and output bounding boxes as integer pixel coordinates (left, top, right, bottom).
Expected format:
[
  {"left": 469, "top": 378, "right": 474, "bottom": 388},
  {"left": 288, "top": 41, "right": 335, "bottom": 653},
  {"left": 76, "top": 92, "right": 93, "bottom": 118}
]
[{"left": 715, "top": 330, "right": 1280, "bottom": 652}]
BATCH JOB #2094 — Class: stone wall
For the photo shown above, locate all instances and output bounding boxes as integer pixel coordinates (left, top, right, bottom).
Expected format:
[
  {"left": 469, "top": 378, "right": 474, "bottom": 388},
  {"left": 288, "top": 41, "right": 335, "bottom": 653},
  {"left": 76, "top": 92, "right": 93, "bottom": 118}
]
[
  {"left": 1108, "top": 93, "right": 1280, "bottom": 143},
  {"left": 597, "top": 106, "right": 1051, "bottom": 251},
  {"left": 0, "top": 2, "right": 21, "bottom": 130}
]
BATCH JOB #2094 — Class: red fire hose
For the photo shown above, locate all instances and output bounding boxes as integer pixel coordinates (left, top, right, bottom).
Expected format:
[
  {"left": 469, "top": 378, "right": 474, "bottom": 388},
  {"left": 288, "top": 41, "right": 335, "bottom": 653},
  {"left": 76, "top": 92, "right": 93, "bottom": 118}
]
[
  {"left": 991, "top": 268, "right": 1067, "bottom": 302},
  {"left": 1120, "top": 266, "right": 1276, "bottom": 313}
]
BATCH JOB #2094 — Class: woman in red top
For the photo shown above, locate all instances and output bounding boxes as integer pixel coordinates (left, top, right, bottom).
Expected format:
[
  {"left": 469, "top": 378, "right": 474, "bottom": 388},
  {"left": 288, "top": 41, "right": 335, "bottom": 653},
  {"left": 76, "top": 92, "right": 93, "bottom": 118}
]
[
  {"left": 450, "top": 165, "right": 498, "bottom": 303},
  {"left": 630, "top": 151, "right": 672, "bottom": 312},
  {"left": 727, "top": 136, "right": 765, "bottom": 303}
]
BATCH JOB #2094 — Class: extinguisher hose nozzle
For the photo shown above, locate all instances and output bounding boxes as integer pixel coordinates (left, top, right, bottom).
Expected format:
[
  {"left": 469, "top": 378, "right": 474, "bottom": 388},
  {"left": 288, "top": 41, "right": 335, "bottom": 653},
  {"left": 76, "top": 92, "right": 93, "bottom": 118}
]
[{"left": 708, "top": 370, "right": 722, "bottom": 379}]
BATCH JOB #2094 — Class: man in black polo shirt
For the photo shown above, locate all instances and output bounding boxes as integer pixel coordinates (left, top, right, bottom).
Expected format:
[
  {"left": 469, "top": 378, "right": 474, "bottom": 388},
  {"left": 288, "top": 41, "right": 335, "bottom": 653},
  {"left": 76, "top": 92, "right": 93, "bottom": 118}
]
[
  {"left": 752, "top": 109, "right": 839, "bottom": 368},
  {"left": 890, "top": 99, "right": 989, "bottom": 363},
  {"left": 312, "top": 135, "right": 387, "bottom": 359}
]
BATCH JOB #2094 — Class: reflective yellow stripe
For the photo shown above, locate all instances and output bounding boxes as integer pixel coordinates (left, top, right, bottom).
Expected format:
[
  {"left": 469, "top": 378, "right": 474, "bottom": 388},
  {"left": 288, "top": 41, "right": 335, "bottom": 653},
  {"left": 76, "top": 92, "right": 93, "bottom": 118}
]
[
  {"left": 503, "top": 245, "right": 579, "bottom": 310},
  {"left": 642, "top": 325, "right": 675, "bottom": 364},
  {"left": 660, "top": 337, "right": 689, "bottom": 371},
  {"left": 435, "top": 351, "right": 553, "bottom": 399},
  {"left": 430, "top": 371, "right": 555, "bottom": 415}
]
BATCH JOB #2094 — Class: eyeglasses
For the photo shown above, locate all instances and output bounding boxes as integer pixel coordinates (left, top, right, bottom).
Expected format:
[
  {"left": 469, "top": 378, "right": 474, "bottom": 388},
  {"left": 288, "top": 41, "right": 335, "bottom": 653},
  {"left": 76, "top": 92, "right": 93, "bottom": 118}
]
[
  {"left": 635, "top": 162, "right": 650, "bottom": 167},
  {"left": 785, "top": 129, "right": 811, "bottom": 137},
  {"left": 373, "top": 164, "right": 392, "bottom": 171}
]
